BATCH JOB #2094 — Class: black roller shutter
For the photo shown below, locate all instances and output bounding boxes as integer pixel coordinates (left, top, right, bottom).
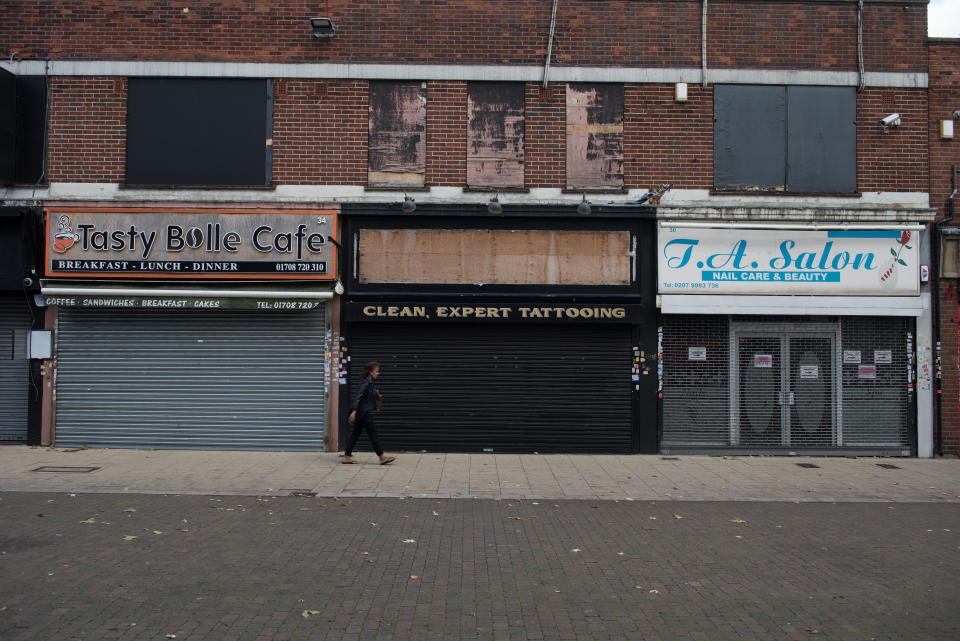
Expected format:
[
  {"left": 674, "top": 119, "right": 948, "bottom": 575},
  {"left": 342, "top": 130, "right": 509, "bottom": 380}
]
[{"left": 345, "top": 323, "right": 634, "bottom": 453}]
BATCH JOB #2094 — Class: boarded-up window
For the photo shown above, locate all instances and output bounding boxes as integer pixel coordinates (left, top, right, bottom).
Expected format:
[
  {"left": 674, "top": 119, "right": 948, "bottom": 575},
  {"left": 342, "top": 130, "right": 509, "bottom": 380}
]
[
  {"left": 467, "top": 82, "right": 524, "bottom": 188},
  {"left": 368, "top": 81, "right": 426, "bottom": 187},
  {"left": 358, "top": 228, "right": 630, "bottom": 285},
  {"left": 0, "top": 71, "right": 47, "bottom": 185},
  {"left": 566, "top": 83, "right": 623, "bottom": 189},
  {"left": 714, "top": 85, "right": 856, "bottom": 193},
  {"left": 126, "top": 78, "right": 272, "bottom": 186}
]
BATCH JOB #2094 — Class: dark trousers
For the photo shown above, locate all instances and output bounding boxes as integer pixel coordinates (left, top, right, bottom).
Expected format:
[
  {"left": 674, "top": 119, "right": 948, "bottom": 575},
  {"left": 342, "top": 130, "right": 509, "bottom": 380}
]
[{"left": 344, "top": 412, "right": 383, "bottom": 457}]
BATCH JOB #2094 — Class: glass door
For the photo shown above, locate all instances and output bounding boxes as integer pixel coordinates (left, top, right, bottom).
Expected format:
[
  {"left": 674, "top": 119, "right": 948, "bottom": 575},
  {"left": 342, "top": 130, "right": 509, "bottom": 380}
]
[
  {"left": 737, "top": 335, "right": 784, "bottom": 447},
  {"left": 788, "top": 336, "right": 835, "bottom": 447},
  {"left": 733, "top": 325, "right": 838, "bottom": 449}
]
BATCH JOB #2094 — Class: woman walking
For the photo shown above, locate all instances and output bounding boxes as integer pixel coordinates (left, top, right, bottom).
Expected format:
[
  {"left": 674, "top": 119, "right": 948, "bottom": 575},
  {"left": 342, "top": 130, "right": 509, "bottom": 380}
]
[{"left": 342, "top": 361, "right": 396, "bottom": 465}]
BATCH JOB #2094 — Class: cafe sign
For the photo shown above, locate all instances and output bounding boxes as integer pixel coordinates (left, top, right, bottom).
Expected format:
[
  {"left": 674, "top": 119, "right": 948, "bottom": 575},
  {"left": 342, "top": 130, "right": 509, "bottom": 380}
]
[
  {"left": 46, "top": 208, "right": 337, "bottom": 280},
  {"left": 658, "top": 225, "right": 920, "bottom": 296}
]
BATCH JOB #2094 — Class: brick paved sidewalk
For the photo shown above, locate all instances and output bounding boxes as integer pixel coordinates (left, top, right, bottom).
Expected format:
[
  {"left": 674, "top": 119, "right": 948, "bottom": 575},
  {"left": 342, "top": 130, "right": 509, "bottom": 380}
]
[
  {"left": 1, "top": 446, "right": 958, "bottom": 501},
  {"left": 1, "top": 492, "right": 958, "bottom": 641}
]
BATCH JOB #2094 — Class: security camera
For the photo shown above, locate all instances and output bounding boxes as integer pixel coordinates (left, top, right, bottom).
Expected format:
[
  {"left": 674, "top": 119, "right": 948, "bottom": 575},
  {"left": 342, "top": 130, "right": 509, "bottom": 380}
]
[{"left": 880, "top": 113, "right": 901, "bottom": 127}]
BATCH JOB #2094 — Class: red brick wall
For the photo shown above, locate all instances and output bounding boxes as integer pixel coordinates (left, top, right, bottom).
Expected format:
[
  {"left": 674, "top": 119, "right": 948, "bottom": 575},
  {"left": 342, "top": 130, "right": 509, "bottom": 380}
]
[
  {"left": 524, "top": 84, "right": 566, "bottom": 189},
  {"left": 624, "top": 83, "right": 713, "bottom": 191},
  {"left": 929, "top": 41, "right": 960, "bottom": 456},
  {"left": 41, "top": 79, "right": 932, "bottom": 193},
  {"left": 273, "top": 79, "right": 367, "bottom": 185},
  {"left": 426, "top": 81, "right": 467, "bottom": 188},
  {"left": 0, "top": 1, "right": 927, "bottom": 72},
  {"left": 857, "top": 88, "right": 928, "bottom": 192},
  {"left": 47, "top": 77, "right": 125, "bottom": 183}
]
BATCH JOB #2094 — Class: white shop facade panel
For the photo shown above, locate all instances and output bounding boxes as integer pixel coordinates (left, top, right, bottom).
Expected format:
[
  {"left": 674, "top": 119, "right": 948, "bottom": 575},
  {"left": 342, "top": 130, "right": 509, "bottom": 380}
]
[
  {"left": 657, "top": 223, "right": 926, "bottom": 456},
  {"left": 42, "top": 207, "right": 339, "bottom": 451}
]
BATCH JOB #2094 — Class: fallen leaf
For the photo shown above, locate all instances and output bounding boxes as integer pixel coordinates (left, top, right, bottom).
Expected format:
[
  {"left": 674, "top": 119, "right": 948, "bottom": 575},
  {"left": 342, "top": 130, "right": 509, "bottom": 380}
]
[
  {"left": 79, "top": 518, "right": 97, "bottom": 524},
  {"left": 673, "top": 515, "right": 683, "bottom": 520},
  {"left": 152, "top": 531, "right": 163, "bottom": 535},
  {"left": 731, "top": 519, "right": 748, "bottom": 524},
  {"left": 402, "top": 539, "right": 416, "bottom": 543},
  {"left": 570, "top": 548, "right": 581, "bottom": 553},
  {"left": 301, "top": 610, "right": 320, "bottom": 618},
  {"left": 124, "top": 508, "right": 136, "bottom": 513},
  {"left": 123, "top": 535, "right": 137, "bottom": 541},
  {"left": 409, "top": 575, "right": 419, "bottom": 580},
  {"left": 432, "top": 511, "right": 439, "bottom": 516},
  {"left": 649, "top": 589, "right": 659, "bottom": 594}
]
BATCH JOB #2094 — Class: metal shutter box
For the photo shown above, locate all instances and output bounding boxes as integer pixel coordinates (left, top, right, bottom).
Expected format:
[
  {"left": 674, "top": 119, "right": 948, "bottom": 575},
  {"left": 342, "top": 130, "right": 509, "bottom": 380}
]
[
  {"left": 55, "top": 307, "right": 328, "bottom": 450},
  {"left": 345, "top": 323, "right": 634, "bottom": 453},
  {"left": 0, "top": 294, "right": 32, "bottom": 442}
]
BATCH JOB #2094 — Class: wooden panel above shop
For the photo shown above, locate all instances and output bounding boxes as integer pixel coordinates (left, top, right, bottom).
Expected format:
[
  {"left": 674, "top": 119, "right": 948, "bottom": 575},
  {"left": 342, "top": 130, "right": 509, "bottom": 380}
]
[{"left": 358, "top": 228, "right": 630, "bottom": 285}]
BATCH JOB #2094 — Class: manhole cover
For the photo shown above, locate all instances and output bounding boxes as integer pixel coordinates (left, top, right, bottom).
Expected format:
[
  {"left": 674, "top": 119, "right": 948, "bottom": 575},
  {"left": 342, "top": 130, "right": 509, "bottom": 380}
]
[
  {"left": 876, "top": 463, "right": 902, "bottom": 470},
  {"left": 32, "top": 466, "right": 100, "bottom": 473},
  {"left": 795, "top": 463, "right": 820, "bottom": 469}
]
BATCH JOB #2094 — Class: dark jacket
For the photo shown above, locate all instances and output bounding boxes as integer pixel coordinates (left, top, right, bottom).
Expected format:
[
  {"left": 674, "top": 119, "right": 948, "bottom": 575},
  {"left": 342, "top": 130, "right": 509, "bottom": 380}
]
[{"left": 351, "top": 377, "right": 380, "bottom": 417}]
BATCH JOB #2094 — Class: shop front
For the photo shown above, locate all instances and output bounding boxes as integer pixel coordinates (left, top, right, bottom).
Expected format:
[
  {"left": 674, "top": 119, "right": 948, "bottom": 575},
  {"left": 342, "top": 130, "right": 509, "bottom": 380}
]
[
  {"left": 0, "top": 206, "right": 43, "bottom": 444},
  {"left": 657, "top": 222, "right": 927, "bottom": 456},
  {"left": 339, "top": 205, "right": 659, "bottom": 454},
  {"left": 42, "top": 207, "right": 339, "bottom": 451}
]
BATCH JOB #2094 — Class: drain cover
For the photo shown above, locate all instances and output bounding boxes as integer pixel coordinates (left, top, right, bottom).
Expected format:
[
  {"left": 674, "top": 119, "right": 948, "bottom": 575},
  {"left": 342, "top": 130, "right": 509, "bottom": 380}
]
[
  {"left": 661, "top": 457, "right": 680, "bottom": 461},
  {"left": 288, "top": 490, "right": 317, "bottom": 497},
  {"left": 796, "top": 463, "right": 820, "bottom": 469},
  {"left": 876, "top": 463, "right": 902, "bottom": 470},
  {"left": 32, "top": 466, "right": 100, "bottom": 473}
]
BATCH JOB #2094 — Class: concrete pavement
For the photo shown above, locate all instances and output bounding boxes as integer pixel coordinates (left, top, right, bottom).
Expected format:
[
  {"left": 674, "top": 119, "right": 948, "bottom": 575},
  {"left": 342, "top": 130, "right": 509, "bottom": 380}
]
[{"left": 2, "top": 445, "right": 959, "bottom": 501}]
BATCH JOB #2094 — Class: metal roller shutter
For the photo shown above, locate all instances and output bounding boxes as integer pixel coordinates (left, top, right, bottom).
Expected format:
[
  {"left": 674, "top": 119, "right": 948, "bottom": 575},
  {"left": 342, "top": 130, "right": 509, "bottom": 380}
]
[
  {"left": 55, "top": 306, "right": 328, "bottom": 450},
  {"left": 0, "top": 294, "right": 33, "bottom": 442},
  {"left": 346, "top": 323, "right": 634, "bottom": 453}
]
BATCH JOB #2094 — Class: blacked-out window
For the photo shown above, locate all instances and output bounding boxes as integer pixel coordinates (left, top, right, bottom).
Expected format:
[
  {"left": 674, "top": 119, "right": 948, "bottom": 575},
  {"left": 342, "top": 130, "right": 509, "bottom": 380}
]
[
  {"left": 714, "top": 85, "right": 856, "bottom": 193},
  {"left": 126, "top": 78, "right": 273, "bottom": 186},
  {"left": 368, "top": 81, "right": 426, "bottom": 188},
  {"left": 566, "top": 83, "right": 624, "bottom": 190},
  {"left": 0, "top": 70, "right": 48, "bottom": 186},
  {"left": 467, "top": 82, "right": 524, "bottom": 188}
]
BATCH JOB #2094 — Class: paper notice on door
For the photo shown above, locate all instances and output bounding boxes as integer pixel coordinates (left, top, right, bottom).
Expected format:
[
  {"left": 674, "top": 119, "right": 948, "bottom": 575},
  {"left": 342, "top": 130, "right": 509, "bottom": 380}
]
[
  {"left": 688, "top": 347, "right": 707, "bottom": 361},
  {"left": 753, "top": 354, "right": 773, "bottom": 368},
  {"left": 799, "top": 365, "right": 819, "bottom": 379},
  {"left": 874, "top": 350, "right": 892, "bottom": 364},
  {"left": 858, "top": 365, "right": 877, "bottom": 379},
  {"left": 843, "top": 350, "right": 861, "bottom": 364}
]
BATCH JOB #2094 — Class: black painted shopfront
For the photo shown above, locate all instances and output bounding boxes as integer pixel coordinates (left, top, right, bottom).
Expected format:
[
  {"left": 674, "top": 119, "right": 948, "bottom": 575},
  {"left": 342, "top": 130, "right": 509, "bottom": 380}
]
[{"left": 339, "top": 205, "right": 658, "bottom": 454}]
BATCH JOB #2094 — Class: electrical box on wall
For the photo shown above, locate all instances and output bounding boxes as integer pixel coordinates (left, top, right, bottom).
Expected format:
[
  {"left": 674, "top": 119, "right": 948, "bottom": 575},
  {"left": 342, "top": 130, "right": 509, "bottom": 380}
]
[
  {"left": 30, "top": 330, "right": 52, "bottom": 359},
  {"left": 942, "top": 120, "right": 954, "bottom": 139}
]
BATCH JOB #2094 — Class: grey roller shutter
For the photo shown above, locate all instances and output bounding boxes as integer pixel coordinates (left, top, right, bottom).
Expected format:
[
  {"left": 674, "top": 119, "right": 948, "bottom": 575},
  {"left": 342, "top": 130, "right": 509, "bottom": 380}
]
[
  {"left": 55, "top": 306, "right": 328, "bottom": 450},
  {"left": 346, "top": 323, "right": 634, "bottom": 453},
  {"left": 0, "top": 294, "right": 32, "bottom": 442}
]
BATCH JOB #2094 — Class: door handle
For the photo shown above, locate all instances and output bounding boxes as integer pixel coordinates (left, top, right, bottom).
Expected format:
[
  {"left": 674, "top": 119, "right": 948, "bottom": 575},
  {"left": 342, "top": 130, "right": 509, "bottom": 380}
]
[
  {"left": 777, "top": 392, "right": 783, "bottom": 406},
  {"left": 788, "top": 391, "right": 795, "bottom": 405}
]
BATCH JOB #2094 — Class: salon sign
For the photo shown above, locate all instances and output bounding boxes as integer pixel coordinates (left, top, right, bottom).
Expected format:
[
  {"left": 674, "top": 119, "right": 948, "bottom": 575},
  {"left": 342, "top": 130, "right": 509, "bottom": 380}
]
[
  {"left": 658, "top": 225, "right": 920, "bottom": 296},
  {"left": 46, "top": 208, "right": 337, "bottom": 280}
]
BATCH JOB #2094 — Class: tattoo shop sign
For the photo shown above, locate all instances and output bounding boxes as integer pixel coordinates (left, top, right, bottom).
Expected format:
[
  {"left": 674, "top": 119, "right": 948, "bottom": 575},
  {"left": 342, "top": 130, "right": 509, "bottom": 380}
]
[
  {"left": 346, "top": 302, "right": 642, "bottom": 323},
  {"left": 658, "top": 225, "right": 920, "bottom": 296},
  {"left": 46, "top": 208, "right": 337, "bottom": 280}
]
